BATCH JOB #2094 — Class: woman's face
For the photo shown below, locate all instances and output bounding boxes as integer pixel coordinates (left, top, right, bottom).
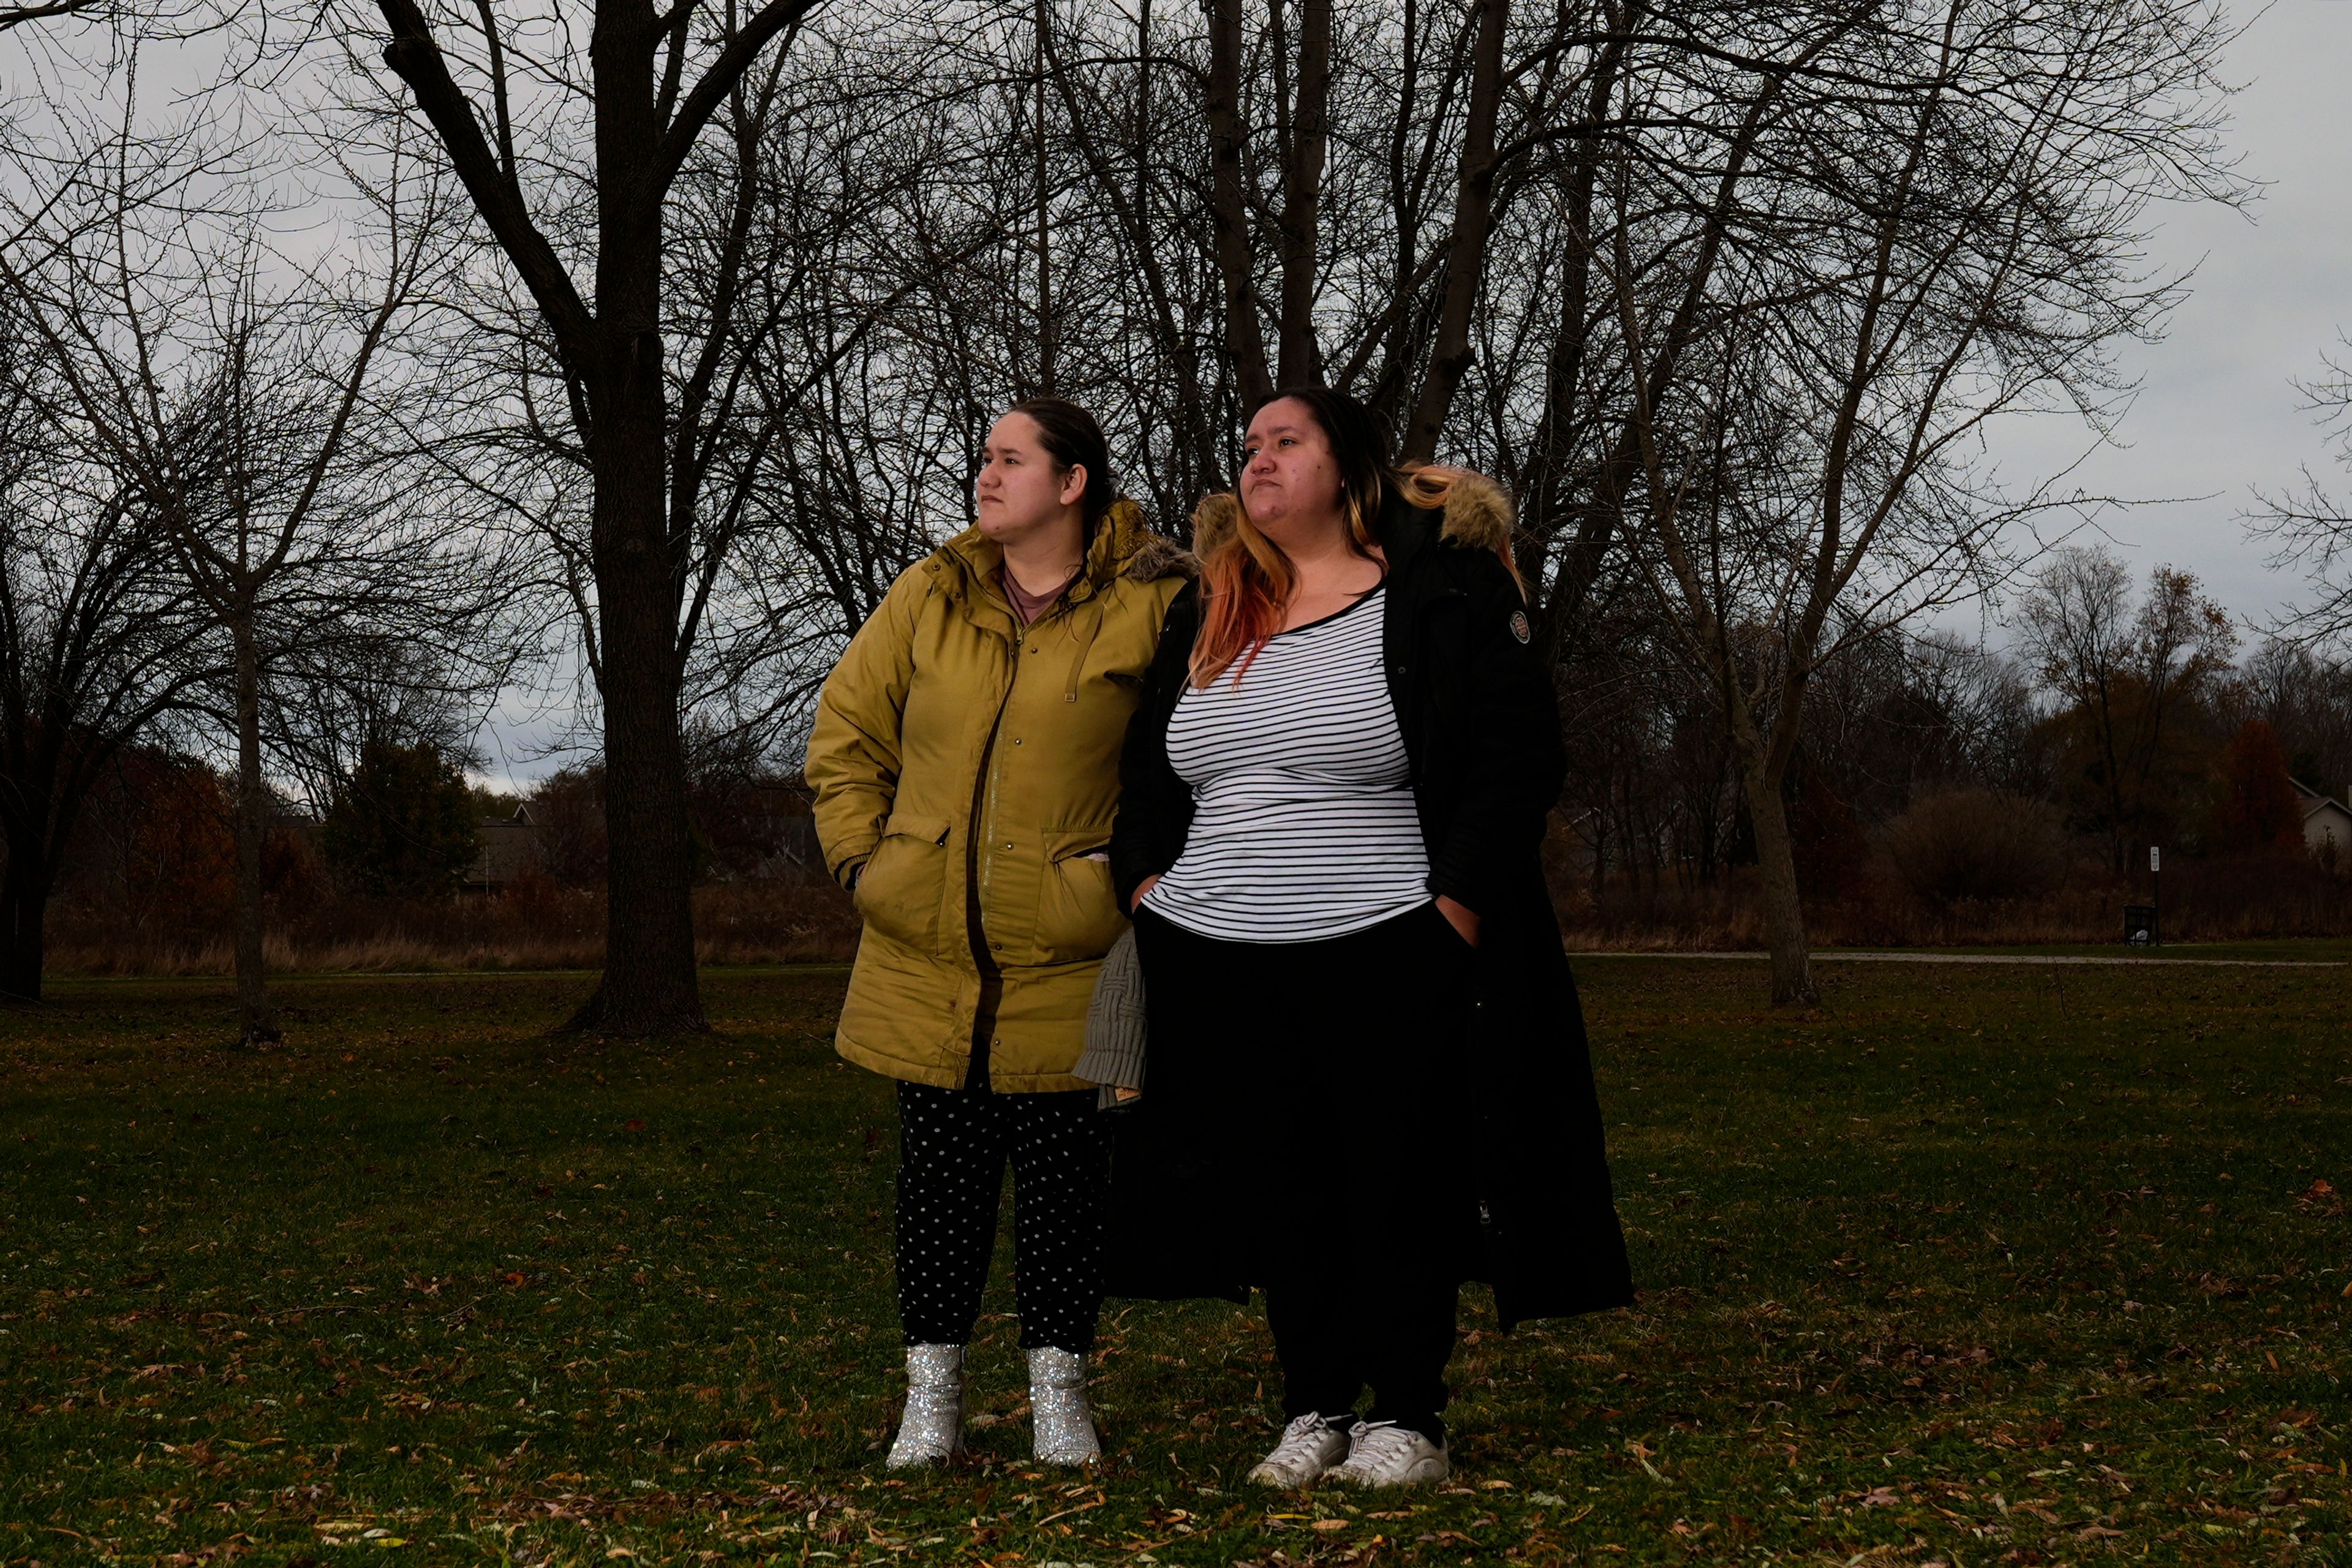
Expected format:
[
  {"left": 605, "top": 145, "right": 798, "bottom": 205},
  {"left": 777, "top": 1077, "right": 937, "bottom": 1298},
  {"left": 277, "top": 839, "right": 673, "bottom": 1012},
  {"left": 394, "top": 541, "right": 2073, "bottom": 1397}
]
[
  {"left": 1240, "top": 398, "right": 1344, "bottom": 530},
  {"left": 976, "top": 412, "right": 1085, "bottom": 545}
]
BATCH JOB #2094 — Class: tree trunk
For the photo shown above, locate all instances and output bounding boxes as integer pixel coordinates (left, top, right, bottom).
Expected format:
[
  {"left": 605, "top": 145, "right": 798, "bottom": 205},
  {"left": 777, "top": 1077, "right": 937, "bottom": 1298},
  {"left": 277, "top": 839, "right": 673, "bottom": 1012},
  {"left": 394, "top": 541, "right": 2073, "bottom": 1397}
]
[
  {"left": 232, "top": 611, "right": 281, "bottom": 1044},
  {"left": 567, "top": 181, "right": 706, "bottom": 1035},
  {"left": 1743, "top": 760, "right": 1819, "bottom": 1006},
  {"left": 1523, "top": 16, "right": 1619, "bottom": 579},
  {"left": 1401, "top": 0, "right": 1507, "bottom": 461},
  {"left": 1205, "top": 0, "right": 1272, "bottom": 404},
  {"left": 374, "top": 0, "right": 812, "bottom": 1036},
  {"left": 570, "top": 515, "right": 705, "bottom": 1035},
  {"left": 554, "top": 2, "right": 707, "bottom": 1036},
  {"left": 1033, "top": 0, "right": 1055, "bottom": 394},
  {"left": 1275, "top": 0, "right": 1330, "bottom": 387},
  {"left": 1, "top": 845, "right": 46, "bottom": 1002}
]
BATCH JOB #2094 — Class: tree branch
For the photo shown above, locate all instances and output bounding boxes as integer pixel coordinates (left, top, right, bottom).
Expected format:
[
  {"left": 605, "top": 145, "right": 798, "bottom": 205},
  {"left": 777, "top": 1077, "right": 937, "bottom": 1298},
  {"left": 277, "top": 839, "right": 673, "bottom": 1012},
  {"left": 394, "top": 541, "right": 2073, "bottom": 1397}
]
[
  {"left": 0, "top": 0, "right": 98, "bottom": 34},
  {"left": 469, "top": 0, "right": 518, "bottom": 186},
  {"left": 1205, "top": 0, "right": 1271, "bottom": 402},
  {"left": 377, "top": 0, "right": 595, "bottom": 374},
  {"left": 639, "top": 0, "right": 821, "bottom": 221}
]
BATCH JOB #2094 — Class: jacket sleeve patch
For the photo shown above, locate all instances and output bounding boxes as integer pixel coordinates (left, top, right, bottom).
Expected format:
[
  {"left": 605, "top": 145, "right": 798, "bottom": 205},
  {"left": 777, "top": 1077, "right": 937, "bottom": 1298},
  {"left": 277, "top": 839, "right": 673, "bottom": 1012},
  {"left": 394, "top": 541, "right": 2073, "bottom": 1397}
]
[{"left": 1509, "top": 609, "right": 1531, "bottom": 645}]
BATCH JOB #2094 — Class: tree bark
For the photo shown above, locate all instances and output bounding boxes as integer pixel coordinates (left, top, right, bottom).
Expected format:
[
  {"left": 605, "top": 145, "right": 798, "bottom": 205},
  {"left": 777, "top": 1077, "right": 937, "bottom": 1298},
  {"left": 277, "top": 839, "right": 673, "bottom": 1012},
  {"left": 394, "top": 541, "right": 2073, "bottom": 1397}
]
[
  {"left": 570, "top": 369, "right": 705, "bottom": 1033},
  {"left": 1741, "top": 760, "right": 1818, "bottom": 1007},
  {"left": 1522, "top": 13, "right": 1621, "bottom": 595},
  {"left": 1275, "top": 0, "right": 1331, "bottom": 387},
  {"left": 232, "top": 609, "right": 281, "bottom": 1044},
  {"left": 562, "top": 1, "right": 706, "bottom": 1035},
  {"left": 1401, "top": 0, "right": 1507, "bottom": 461},
  {"left": 1205, "top": 0, "right": 1272, "bottom": 404}
]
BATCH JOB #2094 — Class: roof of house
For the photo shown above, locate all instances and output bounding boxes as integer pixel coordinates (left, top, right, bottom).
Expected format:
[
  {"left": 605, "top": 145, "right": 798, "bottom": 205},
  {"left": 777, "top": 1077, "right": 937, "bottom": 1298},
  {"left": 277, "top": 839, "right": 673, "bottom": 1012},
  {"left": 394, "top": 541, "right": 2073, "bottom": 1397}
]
[{"left": 2293, "top": 780, "right": 2351, "bottom": 820}]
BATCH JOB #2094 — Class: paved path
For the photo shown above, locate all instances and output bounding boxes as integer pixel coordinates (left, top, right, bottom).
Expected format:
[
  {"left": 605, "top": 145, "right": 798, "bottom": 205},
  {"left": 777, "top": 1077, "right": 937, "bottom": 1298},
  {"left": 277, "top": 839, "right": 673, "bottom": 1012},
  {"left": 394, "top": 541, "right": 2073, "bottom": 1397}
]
[{"left": 1570, "top": 951, "right": 2342, "bottom": 968}]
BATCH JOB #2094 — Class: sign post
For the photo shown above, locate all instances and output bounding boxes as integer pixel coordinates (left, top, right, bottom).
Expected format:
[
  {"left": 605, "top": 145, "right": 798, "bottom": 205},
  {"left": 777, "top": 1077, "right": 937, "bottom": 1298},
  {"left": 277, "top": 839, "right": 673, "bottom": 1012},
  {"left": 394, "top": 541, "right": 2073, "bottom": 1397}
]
[{"left": 2149, "top": 845, "right": 2161, "bottom": 946}]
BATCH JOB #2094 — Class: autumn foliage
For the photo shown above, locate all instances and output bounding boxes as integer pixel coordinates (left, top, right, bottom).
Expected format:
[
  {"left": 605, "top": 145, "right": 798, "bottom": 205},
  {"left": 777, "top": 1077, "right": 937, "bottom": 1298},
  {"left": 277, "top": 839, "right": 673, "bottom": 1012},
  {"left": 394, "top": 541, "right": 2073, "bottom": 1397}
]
[{"left": 2208, "top": 719, "right": 2304, "bottom": 853}]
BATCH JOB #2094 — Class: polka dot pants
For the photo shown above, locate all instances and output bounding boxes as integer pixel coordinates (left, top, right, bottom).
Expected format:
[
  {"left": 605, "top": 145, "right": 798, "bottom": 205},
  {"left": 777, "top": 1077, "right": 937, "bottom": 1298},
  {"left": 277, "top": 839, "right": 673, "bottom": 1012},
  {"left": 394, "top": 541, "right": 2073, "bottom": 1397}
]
[{"left": 894, "top": 1082, "right": 1112, "bottom": 1355}]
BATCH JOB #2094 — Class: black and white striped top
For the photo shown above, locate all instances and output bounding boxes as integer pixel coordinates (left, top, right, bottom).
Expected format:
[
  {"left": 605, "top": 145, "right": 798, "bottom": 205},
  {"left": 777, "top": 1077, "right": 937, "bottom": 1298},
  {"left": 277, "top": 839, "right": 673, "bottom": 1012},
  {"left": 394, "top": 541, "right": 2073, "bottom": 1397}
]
[{"left": 1142, "top": 586, "right": 1432, "bottom": 942}]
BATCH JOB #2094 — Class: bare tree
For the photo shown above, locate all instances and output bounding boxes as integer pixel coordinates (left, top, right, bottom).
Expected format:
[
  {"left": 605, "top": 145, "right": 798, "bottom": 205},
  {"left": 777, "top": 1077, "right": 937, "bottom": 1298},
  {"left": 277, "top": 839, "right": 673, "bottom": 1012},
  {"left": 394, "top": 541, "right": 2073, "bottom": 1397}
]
[
  {"left": 2, "top": 91, "right": 513, "bottom": 1040},
  {"left": 352, "top": 0, "right": 849, "bottom": 1035},
  {"left": 2222, "top": 638, "right": 2352, "bottom": 802},
  {"left": 396, "top": 14, "right": 966, "bottom": 798},
  {"left": 0, "top": 297, "right": 213, "bottom": 999},
  {"left": 1601, "top": 0, "right": 2236, "bottom": 1003},
  {"left": 2250, "top": 336, "right": 2352, "bottom": 650},
  {"left": 1031, "top": 2, "right": 1627, "bottom": 484}
]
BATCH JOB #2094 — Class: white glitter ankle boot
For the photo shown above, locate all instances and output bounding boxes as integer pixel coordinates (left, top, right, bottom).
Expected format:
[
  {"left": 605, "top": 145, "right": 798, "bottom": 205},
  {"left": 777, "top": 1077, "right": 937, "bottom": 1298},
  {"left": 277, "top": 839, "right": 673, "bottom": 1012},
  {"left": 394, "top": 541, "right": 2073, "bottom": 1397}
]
[
  {"left": 885, "top": 1343, "right": 965, "bottom": 1469},
  {"left": 1027, "top": 1346, "right": 1101, "bottom": 1466}
]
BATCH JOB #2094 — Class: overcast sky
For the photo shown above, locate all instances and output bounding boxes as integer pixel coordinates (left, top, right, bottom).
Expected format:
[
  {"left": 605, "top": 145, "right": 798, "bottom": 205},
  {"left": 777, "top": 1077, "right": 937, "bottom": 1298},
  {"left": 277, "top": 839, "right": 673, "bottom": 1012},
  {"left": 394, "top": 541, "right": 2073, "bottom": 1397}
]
[{"left": 1986, "top": 0, "right": 2352, "bottom": 627}]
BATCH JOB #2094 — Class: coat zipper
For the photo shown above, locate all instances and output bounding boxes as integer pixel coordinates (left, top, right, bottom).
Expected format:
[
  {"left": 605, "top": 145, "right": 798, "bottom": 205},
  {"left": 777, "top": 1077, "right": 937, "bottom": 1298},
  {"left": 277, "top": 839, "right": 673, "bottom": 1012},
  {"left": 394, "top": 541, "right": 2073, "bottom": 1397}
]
[{"left": 975, "top": 590, "right": 1077, "bottom": 944}]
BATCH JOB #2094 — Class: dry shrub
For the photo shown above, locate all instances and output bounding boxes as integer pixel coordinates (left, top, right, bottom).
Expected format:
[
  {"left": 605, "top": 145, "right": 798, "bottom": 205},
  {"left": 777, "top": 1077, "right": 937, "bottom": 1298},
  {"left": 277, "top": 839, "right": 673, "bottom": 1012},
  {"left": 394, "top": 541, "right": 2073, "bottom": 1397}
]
[
  {"left": 1549, "top": 851, "right": 2352, "bottom": 950},
  {"left": 46, "top": 875, "right": 861, "bottom": 976},
  {"left": 1879, "top": 788, "right": 2070, "bottom": 907}
]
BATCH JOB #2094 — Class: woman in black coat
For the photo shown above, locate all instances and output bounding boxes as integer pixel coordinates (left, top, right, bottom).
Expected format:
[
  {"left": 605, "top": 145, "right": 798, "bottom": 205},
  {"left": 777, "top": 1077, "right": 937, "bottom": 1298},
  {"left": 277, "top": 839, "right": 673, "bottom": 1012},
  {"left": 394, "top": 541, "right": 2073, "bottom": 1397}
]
[{"left": 1104, "top": 386, "right": 1630, "bottom": 1490}]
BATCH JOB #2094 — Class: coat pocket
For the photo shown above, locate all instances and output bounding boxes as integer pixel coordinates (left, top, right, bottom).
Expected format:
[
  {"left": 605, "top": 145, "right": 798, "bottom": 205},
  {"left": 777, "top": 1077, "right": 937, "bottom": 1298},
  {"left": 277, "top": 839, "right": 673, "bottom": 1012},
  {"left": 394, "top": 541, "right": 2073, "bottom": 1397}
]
[
  {"left": 854, "top": 812, "right": 952, "bottom": 952},
  {"left": 1032, "top": 826, "right": 1125, "bottom": 964}
]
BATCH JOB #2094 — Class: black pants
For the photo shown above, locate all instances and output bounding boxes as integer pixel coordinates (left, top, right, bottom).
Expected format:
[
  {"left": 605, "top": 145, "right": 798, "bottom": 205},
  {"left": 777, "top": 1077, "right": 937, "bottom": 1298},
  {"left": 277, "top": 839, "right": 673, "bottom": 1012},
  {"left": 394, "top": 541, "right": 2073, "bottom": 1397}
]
[
  {"left": 895, "top": 1082, "right": 1112, "bottom": 1355},
  {"left": 1133, "top": 900, "right": 1479, "bottom": 1444}
]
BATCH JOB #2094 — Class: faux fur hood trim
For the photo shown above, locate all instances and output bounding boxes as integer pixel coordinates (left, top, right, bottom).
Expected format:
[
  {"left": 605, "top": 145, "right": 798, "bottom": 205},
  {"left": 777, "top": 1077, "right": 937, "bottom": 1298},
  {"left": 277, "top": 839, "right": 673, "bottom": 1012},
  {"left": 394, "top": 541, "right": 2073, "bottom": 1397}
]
[
  {"left": 1189, "top": 466, "right": 1517, "bottom": 561},
  {"left": 936, "top": 496, "right": 1196, "bottom": 589},
  {"left": 1122, "top": 532, "right": 1199, "bottom": 582},
  {"left": 1099, "top": 497, "right": 1197, "bottom": 584}
]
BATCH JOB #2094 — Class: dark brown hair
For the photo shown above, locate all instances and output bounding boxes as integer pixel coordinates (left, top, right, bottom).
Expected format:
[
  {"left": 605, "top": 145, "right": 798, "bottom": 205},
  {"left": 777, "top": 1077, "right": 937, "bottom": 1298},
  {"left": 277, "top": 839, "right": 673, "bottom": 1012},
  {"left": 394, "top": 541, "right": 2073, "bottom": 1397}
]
[{"left": 1008, "top": 396, "right": 1117, "bottom": 524}]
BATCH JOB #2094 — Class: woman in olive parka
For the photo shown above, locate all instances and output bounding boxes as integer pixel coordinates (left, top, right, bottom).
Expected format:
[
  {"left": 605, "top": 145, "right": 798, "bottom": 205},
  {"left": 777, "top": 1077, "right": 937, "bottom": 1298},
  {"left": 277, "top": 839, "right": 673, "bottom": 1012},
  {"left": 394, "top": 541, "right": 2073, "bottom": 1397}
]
[{"left": 806, "top": 398, "right": 1189, "bottom": 1470}]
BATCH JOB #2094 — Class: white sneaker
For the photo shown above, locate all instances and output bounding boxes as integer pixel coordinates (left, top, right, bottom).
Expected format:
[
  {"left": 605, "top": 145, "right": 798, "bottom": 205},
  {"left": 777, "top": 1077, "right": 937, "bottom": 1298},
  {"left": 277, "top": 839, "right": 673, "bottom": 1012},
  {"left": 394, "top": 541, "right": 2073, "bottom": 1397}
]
[
  {"left": 1246, "top": 1412, "right": 1355, "bottom": 1488},
  {"left": 885, "top": 1343, "right": 965, "bottom": 1469},
  {"left": 1323, "top": 1419, "right": 1450, "bottom": 1487}
]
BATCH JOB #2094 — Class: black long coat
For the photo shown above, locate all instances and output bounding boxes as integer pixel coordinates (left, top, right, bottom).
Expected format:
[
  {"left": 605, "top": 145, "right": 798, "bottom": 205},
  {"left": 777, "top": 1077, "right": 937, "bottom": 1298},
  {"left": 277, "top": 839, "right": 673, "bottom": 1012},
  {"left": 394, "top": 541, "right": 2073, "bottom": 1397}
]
[{"left": 1104, "top": 486, "right": 1634, "bottom": 1330}]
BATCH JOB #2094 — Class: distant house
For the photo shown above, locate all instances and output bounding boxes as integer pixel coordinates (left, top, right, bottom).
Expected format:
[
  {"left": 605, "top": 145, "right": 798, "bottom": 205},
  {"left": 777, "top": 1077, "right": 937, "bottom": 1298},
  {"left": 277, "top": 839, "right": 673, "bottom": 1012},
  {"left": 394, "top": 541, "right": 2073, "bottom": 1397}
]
[
  {"left": 468, "top": 802, "right": 544, "bottom": 891},
  {"left": 2293, "top": 780, "right": 2352, "bottom": 867}
]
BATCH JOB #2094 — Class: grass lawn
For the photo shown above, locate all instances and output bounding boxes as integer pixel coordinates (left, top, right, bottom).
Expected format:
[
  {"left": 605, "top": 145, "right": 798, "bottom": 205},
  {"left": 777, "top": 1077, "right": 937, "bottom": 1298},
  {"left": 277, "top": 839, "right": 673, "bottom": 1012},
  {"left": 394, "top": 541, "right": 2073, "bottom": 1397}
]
[{"left": 2, "top": 956, "right": 2347, "bottom": 1567}]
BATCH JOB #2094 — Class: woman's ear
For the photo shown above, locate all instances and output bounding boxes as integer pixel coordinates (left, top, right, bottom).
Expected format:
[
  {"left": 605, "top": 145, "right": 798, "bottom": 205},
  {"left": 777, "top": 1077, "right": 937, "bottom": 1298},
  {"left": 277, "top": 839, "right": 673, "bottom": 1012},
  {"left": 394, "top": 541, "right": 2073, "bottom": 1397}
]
[{"left": 1060, "top": 462, "right": 1089, "bottom": 510}]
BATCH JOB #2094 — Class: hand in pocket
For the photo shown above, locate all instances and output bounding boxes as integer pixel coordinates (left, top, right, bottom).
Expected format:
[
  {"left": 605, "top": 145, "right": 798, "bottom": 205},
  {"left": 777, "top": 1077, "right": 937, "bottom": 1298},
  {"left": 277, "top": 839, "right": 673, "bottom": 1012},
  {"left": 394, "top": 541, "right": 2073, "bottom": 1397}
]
[{"left": 1435, "top": 894, "right": 1480, "bottom": 948}]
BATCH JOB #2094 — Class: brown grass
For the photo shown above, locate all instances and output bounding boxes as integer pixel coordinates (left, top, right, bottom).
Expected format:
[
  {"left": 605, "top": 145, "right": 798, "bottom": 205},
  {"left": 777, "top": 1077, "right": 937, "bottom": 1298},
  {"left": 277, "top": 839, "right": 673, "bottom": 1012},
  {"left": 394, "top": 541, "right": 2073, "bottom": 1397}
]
[
  {"left": 40, "top": 842, "right": 2351, "bottom": 976},
  {"left": 1553, "top": 847, "right": 2352, "bottom": 949},
  {"left": 44, "top": 875, "right": 864, "bottom": 976}
]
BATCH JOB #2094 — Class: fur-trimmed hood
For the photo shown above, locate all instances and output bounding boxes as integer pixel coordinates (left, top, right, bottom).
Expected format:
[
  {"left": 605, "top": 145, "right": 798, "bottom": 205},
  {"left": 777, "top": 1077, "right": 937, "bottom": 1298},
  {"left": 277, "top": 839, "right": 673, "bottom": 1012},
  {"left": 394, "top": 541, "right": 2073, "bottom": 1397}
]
[
  {"left": 1188, "top": 466, "right": 1517, "bottom": 564},
  {"left": 938, "top": 496, "right": 1197, "bottom": 595},
  {"left": 1120, "top": 528, "right": 1198, "bottom": 584}
]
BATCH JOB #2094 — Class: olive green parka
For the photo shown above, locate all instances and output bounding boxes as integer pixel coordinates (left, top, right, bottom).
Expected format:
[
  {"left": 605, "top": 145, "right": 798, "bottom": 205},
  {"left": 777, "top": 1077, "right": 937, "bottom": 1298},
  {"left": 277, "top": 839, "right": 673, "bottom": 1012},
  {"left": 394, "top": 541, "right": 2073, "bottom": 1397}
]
[{"left": 807, "top": 500, "right": 1192, "bottom": 1092}]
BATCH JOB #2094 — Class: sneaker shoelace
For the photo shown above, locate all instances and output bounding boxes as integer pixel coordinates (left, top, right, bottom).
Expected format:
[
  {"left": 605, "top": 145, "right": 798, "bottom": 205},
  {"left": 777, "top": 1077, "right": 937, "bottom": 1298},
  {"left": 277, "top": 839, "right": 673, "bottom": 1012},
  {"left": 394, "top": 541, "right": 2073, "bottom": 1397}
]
[
  {"left": 1345, "top": 1420, "right": 1422, "bottom": 1468},
  {"left": 1267, "top": 1412, "right": 1339, "bottom": 1460}
]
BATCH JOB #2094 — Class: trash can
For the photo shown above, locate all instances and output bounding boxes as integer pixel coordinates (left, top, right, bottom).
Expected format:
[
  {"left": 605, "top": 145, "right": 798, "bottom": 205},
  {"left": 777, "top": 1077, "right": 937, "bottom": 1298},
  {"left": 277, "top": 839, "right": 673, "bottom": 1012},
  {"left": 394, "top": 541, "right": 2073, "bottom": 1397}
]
[{"left": 2123, "top": 903, "right": 2157, "bottom": 946}]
